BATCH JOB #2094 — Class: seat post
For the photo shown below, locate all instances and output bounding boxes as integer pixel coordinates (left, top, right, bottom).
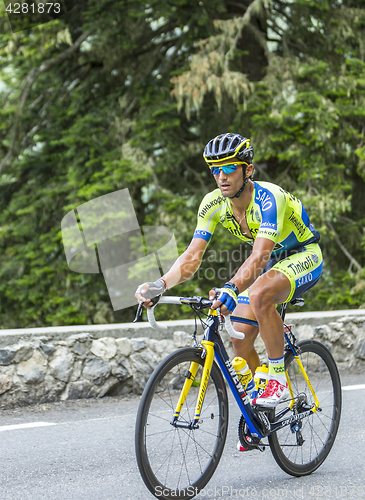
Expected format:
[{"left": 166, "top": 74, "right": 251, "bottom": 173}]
[{"left": 280, "top": 303, "right": 288, "bottom": 321}]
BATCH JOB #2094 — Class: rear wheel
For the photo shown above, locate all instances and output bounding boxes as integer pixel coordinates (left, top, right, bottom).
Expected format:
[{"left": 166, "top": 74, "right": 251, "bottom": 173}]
[
  {"left": 269, "top": 340, "right": 341, "bottom": 476},
  {"left": 135, "top": 347, "right": 229, "bottom": 500}
]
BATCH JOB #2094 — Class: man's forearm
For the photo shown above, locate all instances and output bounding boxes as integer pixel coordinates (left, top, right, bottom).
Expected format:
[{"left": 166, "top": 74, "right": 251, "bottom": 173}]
[
  {"left": 162, "top": 253, "right": 202, "bottom": 289},
  {"left": 230, "top": 252, "right": 269, "bottom": 293}
]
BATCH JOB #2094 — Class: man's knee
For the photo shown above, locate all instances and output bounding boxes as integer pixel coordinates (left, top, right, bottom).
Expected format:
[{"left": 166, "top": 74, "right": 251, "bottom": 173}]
[{"left": 248, "top": 283, "right": 274, "bottom": 312}]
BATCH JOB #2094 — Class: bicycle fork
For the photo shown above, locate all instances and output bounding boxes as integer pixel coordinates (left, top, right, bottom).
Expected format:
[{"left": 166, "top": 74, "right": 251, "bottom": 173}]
[{"left": 171, "top": 340, "right": 215, "bottom": 430}]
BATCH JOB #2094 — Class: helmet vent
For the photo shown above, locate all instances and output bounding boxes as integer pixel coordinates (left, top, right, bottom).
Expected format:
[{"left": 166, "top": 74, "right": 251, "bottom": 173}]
[{"left": 203, "top": 133, "right": 254, "bottom": 163}]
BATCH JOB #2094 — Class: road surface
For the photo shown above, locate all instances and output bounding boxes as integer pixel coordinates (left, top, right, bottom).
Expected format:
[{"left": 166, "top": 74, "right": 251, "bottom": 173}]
[{"left": 0, "top": 373, "right": 364, "bottom": 500}]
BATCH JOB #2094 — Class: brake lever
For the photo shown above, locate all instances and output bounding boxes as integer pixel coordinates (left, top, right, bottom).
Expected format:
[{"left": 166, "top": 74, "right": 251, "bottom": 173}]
[
  {"left": 150, "top": 295, "right": 161, "bottom": 306},
  {"left": 216, "top": 306, "right": 223, "bottom": 331},
  {"left": 133, "top": 295, "right": 162, "bottom": 323},
  {"left": 133, "top": 301, "right": 144, "bottom": 323}
]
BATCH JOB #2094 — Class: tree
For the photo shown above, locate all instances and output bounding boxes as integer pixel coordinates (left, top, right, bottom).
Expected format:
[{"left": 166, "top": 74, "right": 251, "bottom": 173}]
[
  {"left": 0, "top": 0, "right": 243, "bottom": 326},
  {"left": 171, "top": 0, "right": 365, "bottom": 309},
  {"left": 1, "top": 1, "right": 365, "bottom": 329}
]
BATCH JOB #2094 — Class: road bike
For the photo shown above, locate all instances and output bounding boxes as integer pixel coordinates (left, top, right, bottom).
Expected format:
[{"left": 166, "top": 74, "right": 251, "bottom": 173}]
[{"left": 134, "top": 295, "right": 342, "bottom": 500}]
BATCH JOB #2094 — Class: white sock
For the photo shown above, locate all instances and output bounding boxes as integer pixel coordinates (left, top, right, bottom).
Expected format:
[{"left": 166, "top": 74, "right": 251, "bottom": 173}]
[{"left": 268, "top": 356, "right": 287, "bottom": 385}]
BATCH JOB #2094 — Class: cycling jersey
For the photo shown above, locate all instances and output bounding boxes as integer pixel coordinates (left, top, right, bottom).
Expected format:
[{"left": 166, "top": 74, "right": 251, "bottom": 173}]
[{"left": 193, "top": 181, "right": 319, "bottom": 255}]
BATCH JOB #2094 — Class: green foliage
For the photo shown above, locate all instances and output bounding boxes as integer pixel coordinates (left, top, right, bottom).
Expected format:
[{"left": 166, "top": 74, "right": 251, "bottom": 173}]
[
  {"left": 173, "top": 0, "right": 365, "bottom": 311},
  {"left": 0, "top": 0, "right": 365, "bottom": 328}
]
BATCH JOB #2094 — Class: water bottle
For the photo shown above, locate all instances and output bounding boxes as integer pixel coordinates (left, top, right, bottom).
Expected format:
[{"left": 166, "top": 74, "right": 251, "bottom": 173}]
[
  {"left": 253, "top": 364, "right": 269, "bottom": 399},
  {"left": 232, "top": 357, "right": 255, "bottom": 395}
]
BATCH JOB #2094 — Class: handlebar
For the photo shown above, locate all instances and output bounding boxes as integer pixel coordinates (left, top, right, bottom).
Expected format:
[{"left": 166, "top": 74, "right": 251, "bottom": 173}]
[{"left": 142, "top": 296, "right": 245, "bottom": 340}]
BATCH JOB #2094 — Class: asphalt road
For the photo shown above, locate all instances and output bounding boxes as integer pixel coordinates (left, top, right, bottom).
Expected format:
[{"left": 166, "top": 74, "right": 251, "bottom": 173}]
[{"left": 0, "top": 373, "right": 364, "bottom": 500}]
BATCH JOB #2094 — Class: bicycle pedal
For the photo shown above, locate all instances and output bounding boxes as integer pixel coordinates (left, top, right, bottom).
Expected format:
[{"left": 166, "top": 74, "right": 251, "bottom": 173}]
[{"left": 252, "top": 403, "right": 270, "bottom": 411}]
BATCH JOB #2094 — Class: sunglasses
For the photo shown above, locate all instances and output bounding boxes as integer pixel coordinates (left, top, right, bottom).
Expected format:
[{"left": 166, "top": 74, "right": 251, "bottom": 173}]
[{"left": 209, "top": 161, "right": 248, "bottom": 175}]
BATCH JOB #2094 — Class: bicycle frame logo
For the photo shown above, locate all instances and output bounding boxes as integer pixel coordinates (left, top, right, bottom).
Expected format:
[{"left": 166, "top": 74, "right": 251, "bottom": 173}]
[
  {"left": 61, "top": 188, "right": 180, "bottom": 311},
  {"left": 224, "top": 360, "right": 246, "bottom": 398}
]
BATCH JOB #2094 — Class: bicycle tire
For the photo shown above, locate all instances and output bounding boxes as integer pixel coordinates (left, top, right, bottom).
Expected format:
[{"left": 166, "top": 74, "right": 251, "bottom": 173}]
[
  {"left": 269, "top": 339, "right": 341, "bottom": 476},
  {"left": 135, "top": 347, "right": 228, "bottom": 500}
]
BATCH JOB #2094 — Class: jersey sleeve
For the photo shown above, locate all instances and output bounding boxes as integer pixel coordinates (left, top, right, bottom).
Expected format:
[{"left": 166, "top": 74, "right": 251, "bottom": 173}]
[
  {"left": 193, "top": 191, "right": 225, "bottom": 243},
  {"left": 255, "top": 184, "right": 287, "bottom": 245}
]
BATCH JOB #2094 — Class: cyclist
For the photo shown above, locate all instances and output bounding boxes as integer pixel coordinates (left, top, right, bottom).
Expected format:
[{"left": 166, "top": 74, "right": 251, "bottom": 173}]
[{"left": 135, "top": 133, "right": 322, "bottom": 409}]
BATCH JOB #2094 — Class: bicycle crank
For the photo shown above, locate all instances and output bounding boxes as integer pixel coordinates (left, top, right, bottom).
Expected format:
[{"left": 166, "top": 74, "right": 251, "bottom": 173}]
[{"left": 238, "top": 416, "right": 265, "bottom": 452}]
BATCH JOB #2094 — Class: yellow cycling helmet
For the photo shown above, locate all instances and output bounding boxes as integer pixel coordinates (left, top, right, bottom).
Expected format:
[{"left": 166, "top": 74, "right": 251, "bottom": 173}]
[{"left": 203, "top": 133, "right": 254, "bottom": 164}]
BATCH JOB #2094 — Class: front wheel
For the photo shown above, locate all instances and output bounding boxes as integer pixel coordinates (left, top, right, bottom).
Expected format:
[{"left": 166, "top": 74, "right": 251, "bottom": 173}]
[
  {"left": 135, "top": 347, "right": 229, "bottom": 500},
  {"left": 269, "top": 340, "right": 342, "bottom": 476}
]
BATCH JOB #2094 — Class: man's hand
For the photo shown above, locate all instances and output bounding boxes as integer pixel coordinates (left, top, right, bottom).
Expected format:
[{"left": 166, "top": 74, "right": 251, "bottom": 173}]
[
  {"left": 209, "top": 288, "right": 229, "bottom": 315},
  {"left": 209, "top": 283, "right": 238, "bottom": 315},
  {"left": 135, "top": 279, "right": 166, "bottom": 308}
]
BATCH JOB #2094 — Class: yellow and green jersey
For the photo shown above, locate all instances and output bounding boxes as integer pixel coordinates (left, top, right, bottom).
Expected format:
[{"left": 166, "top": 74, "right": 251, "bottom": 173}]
[{"left": 193, "top": 181, "right": 319, "bottom": 255}]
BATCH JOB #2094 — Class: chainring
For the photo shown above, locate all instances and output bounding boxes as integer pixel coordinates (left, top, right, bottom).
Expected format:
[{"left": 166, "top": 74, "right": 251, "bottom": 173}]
[{"left": 238, "top": 415, "right": 264, "bottom": 451}]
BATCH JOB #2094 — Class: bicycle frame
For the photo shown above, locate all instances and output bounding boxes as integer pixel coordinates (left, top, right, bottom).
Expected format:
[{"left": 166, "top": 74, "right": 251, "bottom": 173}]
[{"left": 171, "top": 307, "right": 320, "bottom": 439}]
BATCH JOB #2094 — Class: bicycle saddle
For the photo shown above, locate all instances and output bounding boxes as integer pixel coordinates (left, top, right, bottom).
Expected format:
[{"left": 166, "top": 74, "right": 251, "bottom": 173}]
[{"left": 289, "top": 298, "right": 305, "bottom": 306}]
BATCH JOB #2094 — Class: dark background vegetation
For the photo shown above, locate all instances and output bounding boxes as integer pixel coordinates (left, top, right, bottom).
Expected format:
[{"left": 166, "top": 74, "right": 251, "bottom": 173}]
[{"left": 1, "top": 0, "right": 365, "bottom": 327}]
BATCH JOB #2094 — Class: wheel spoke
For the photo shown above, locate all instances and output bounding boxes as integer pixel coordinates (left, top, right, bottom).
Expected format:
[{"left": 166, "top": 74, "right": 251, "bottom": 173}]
[
  {"left": 269, "top": 340, "right": 341, "bottom": 475},
  {"left": 135, "top": 349, "right": 228, "bottom": 496}
]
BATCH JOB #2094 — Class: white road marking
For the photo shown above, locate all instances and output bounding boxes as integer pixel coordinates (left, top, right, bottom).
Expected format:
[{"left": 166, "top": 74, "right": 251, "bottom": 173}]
[
  {"left": 0, "top": 415, "right": 134, "bottom": 432},
  {"left": 59, "top": 414, "right": 134, "bottom": 426},
  {"left": 0, "top": 422, "right": 57, "bottom": 432},
  {"left": 342, "top": 384, "right": 365, "bottom": 391},
  {"left": 1, "top": 385, "right": 364, "bottom": 431}
]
